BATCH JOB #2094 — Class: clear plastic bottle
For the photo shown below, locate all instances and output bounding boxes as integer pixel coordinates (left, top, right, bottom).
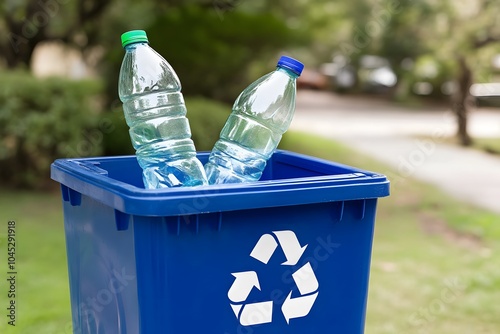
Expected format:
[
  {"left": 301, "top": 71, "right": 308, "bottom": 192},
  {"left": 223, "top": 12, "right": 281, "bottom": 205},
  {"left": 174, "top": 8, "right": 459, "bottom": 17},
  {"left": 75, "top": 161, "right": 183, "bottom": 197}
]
[
  {"left": 118, "top": 30, "right": 208, "bottom": 189},
  {"left": 204, "top": 56, "right": 304, "bottom": 184}
]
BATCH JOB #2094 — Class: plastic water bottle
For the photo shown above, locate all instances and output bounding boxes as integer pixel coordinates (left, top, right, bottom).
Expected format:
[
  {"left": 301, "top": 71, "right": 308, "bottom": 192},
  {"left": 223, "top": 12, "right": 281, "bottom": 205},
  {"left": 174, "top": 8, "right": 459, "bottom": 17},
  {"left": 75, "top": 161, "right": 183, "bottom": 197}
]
[
  {"left": 204, "top": 56, "right": 304, "bottom": 184},
  {"left": 118, "top": 30, "right": 208, "bottom": 188}
]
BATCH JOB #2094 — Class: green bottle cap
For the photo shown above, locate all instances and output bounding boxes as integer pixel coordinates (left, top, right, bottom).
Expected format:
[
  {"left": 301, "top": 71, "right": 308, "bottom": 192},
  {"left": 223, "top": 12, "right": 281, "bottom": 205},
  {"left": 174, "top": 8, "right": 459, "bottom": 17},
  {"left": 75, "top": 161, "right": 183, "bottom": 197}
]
[{"left": 121, "top": 30, "right": 149, "bottom": 48}]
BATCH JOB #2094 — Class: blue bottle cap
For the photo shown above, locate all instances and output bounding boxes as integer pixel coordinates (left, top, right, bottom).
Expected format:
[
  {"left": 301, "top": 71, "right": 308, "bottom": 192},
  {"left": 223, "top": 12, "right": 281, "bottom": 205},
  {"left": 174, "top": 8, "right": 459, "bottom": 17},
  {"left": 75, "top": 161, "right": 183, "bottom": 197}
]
[{"left": 277, "top": 56, "right": 304, "bottom": 76}]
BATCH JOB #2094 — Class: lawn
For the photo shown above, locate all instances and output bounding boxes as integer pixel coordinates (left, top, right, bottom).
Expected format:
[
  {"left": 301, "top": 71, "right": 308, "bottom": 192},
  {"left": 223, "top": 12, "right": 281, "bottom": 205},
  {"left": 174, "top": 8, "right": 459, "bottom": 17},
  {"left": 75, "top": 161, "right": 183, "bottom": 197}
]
[
  {"left": 418, "top": 134, "right": 500, "bottom": 156},
  {"left": 472, "top": 137, "right": 500, "bottom": 155},
  {"left": 1, "top": 131, "right": 499, "bottom": 333},
  {"left": 0, "top": 191, "right": 72, "bottom": 334}
]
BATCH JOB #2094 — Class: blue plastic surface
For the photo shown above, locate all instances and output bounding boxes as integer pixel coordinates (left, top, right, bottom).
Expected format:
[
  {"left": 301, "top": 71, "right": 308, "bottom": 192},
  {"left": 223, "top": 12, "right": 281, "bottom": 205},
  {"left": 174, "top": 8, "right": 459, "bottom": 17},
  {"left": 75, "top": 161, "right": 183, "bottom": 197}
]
[{"left": 51, "top": 150, "right": 389, "bottom": 334}]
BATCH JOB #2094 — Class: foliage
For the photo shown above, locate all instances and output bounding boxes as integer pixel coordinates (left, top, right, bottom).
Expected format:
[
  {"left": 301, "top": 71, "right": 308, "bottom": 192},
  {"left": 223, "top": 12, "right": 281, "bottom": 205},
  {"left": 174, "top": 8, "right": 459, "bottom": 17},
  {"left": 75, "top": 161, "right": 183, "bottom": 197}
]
[
  {"left": 0, "top": 71, "right": 103, "bottom": 188},
  {"left": 0, "top": 0, "right": 114, "bottom": 68},
  {"left": 101, "top": 110, "right": 134, "bottom": 157},
  {"left": 0, "top": 73, "right": 230, "bottom": 189},
  {"left": 102, "top": 5, "right": 298, "bottom": 104},
  {"left": 0, "top": 0, "right": 300, "bottom": 104},
  {"left": 428, "top": 0, "right": 500, "bottom": 145},
  {"left": 186, "top": 97, "right": 231, "bottom": 151},
  {"left": 403, "top": 55, "right": 456, "bottom": 99},
  {"left": 377, "top": 0, "right": 434, "bottom": 70}
]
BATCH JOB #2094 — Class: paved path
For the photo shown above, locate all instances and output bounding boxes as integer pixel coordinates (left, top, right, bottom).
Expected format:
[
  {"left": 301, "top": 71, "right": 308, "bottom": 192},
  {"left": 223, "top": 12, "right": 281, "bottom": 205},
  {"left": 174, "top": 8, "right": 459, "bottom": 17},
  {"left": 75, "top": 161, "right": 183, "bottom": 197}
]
[{"left": 291, "top": 90, "right": 500, "bottom": 214}]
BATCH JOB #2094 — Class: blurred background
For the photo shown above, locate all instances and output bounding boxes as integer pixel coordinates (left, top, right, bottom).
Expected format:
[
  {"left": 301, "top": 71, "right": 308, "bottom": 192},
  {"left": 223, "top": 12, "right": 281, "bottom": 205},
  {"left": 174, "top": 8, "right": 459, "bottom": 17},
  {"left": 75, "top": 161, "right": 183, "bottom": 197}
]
[{"left": 0, "top": 0, "right": 499, "bottom": 333}]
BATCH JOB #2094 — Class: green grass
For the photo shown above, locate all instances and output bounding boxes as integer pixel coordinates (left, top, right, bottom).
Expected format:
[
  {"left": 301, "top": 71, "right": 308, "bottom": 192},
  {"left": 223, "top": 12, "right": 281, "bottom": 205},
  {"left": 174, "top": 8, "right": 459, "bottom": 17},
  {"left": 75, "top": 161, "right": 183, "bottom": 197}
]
[
  {"left": 474, "top": 137, "right": 500, "bottom": 155},
  {"left": 418, "top": 135, "right": 500, "bottom": 156},
  {"left": 0, "top": 190, "right": 72, "bottom": 334},
  {"left": 1, "top": 131, "right": 499, "bottom": 333}
]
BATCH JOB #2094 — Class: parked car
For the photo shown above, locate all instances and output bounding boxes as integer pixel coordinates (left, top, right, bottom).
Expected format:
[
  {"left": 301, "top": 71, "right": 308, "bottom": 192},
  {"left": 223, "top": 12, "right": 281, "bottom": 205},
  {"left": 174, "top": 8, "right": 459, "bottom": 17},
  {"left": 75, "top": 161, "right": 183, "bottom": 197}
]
[
  {"left": 320, "top": 55, "right": 397, "bottom": 94},
  {"left": 470, "top": 83, "right": 500, "bottom": 107},
  {"left": 297, "top": 68, "right": 329, "bottom": 90}
]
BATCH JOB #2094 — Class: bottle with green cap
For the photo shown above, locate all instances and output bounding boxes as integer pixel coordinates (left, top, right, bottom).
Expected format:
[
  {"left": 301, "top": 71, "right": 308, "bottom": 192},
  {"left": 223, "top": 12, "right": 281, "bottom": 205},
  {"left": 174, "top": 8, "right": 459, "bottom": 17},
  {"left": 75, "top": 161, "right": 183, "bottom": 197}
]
[
  {"left": 204, "top": 56, "right": 304, "bottom": 184},
  {"left": 118, "top": 30, "right": 208, "bottom": 188}
]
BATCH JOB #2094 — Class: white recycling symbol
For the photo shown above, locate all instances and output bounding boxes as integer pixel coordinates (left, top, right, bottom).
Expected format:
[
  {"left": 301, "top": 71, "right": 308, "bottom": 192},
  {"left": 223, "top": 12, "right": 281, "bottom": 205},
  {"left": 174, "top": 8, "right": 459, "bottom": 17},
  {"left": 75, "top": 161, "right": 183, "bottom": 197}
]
[{"left": 228, "top": 230, "right": 319, "bottom": 326}]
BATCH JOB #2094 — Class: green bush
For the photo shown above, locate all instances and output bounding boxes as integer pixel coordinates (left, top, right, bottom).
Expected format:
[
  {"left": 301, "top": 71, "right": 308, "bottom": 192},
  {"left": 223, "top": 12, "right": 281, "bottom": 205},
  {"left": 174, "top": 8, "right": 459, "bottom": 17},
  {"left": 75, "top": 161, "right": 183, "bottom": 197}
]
[
  {"left": 0, "top": 68, "right": 229, "bottom": 189},
  {"left": 0, "top": 71, "right": 104, "bottom": 189},
  {"left": 101, "top": 109, "right": 135, "bottom": 156},
  {"left": 103, "top": 97, "right": 231, "bottom": 156},
  {"left": 187, "top": 97, "right": 231, "bottom": 151}
]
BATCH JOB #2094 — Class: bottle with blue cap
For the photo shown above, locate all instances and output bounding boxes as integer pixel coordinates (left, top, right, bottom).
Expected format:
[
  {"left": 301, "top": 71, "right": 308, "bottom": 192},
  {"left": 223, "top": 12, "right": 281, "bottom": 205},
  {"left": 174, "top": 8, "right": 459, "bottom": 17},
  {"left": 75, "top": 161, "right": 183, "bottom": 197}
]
[
  {"left": 118, "top": 30, "right": 208, "bottom": 188},
  {"left": 204, "top": 56, "right": 304, "bottom": 184}
]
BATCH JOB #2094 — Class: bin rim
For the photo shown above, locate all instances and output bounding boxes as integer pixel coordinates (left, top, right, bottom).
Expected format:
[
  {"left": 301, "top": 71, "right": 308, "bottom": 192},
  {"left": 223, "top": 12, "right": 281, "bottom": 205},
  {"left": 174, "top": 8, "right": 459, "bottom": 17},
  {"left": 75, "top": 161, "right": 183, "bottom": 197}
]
[{"left": 51, "top": 150, "right": 390, "bottom": 216}]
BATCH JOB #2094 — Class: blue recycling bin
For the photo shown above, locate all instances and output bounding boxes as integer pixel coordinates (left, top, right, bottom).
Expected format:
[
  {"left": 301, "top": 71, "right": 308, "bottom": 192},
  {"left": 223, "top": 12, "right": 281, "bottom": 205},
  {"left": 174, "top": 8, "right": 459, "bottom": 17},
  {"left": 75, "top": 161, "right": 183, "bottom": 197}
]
[{"left": 51, "top": 150, "right": 389, "bottom": 334}]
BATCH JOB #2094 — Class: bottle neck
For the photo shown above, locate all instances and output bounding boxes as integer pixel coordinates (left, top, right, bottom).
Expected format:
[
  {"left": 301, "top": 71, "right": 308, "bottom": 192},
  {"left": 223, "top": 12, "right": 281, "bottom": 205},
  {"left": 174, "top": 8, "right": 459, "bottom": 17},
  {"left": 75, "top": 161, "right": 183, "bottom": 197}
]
[
  {"left": 124, "top": 41, "right": 148, "bottom": 52},
  {"left": 277, "top": 66, "right": 299, "bottom": 79}
]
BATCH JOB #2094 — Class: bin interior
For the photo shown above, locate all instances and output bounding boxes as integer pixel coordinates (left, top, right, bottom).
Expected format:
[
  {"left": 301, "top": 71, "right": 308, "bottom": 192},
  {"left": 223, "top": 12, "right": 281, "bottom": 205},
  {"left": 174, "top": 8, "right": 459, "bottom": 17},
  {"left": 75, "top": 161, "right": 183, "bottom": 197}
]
[{"left": 77, "top": 151, "right": 371, "bottom": 188}]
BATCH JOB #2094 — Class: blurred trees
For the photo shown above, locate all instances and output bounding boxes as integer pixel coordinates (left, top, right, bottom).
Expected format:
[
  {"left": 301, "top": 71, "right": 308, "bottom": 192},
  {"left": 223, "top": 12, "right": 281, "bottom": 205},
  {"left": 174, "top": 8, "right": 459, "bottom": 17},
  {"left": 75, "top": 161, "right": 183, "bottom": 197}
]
[
  {"left": 0, "top": 0, "right": 113, "bottom": 68},
  {"left": 0, "top": 0, "right": 298, "bottom": 103},
  {"left": 311, "top": 0, "right": 500, "bottom": 146},
  {"left": 424, "top": 0, "right": 500, "bottom": 146}
]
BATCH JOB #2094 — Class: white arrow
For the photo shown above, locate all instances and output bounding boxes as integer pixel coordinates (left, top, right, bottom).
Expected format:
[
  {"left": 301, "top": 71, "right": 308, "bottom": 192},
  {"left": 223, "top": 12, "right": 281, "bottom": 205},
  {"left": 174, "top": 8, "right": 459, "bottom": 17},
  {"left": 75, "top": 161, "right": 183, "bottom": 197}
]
[
  {"left": 250, "top": 234, "right": 278, "bottom": 264},
  {"left": 273, "top": 230, "right": 307, "bottom": 266},
  {"left": 292, "top": 262, "right": 319, "bottom": 295},
  {"left": 281, "top": 291, "right": 319, "bottom": 324},
  {"left": 239, "top": 301, "right": 273, "bottom": 326},
  {"left": 228, "top": 271, "right": 260, "bottom": 303}
]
